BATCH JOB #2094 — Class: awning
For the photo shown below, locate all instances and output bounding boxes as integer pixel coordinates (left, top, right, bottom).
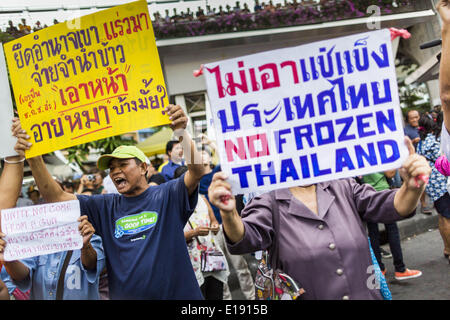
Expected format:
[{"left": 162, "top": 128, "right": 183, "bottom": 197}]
[{"left": 136, "top": 127, "right": 174, "bottom": 157}]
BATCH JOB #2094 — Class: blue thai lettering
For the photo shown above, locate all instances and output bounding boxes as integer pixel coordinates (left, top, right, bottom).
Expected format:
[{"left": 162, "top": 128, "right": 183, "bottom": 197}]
[
  {"left": 335, "top": 148, "right": 355, "bottom": 173},
  {"left": 280, "top": 158, "right": 299, "bottom": 183}
]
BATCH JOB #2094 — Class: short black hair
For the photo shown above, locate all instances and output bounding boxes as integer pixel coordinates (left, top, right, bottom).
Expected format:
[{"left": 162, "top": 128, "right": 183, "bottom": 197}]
[
  {"left": 173, "top": 165, "right": 188, "bottom": 179},
  {"left": 419, "top": 115, "right": 441, "bottom": 139},
  {"left": 166, "top": 140, "right": 180, "bottom": 155},
  {"left": 148, "top": 173, "right": 166, "bottom": 185},
  {"left": 62, "top": 181, "right": 74, "bottom": 189},
  {"left": 87, "top": 167, "right": 107, "bottom": 179}
]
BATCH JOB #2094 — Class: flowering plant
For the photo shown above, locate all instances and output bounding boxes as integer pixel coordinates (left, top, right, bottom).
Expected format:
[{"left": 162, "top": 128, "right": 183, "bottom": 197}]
[{"left": 153, "top": 0, "right": 413, "bottom": 39}]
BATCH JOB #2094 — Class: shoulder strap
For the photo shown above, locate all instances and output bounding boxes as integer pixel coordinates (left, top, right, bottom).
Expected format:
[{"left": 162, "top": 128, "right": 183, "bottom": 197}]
[
  {"left": 188, "top": 220, "right": 202, "bottom": 245},
  {"left": 269, "top": 191, "right": 280, "bottom": 270},
  {"left": 56, "top": 250, "right": 73, "bottom": 300}
]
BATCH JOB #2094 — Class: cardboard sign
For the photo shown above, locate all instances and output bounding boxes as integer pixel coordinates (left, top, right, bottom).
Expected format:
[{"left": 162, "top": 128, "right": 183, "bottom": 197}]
[
  {"left": 1, "top": 200, "right": 82, "bottom": 261},
  {"left": 204, "top": 29, "right": 409, "bottom": 194},
  {"left": 4, "top": 0, "right": 170, "bottom": 158},
  {"left": 0, "top": 45, "right": 18, "bottom": 158}
]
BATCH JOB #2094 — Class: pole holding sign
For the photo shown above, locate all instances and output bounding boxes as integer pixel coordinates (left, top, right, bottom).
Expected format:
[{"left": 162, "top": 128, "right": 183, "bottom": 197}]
[
  {"left": 204, "top": 29, "right": 409, "bottom": 194},
  {"left": 4, "top": 0, "right": 170, "bottom": 158}
]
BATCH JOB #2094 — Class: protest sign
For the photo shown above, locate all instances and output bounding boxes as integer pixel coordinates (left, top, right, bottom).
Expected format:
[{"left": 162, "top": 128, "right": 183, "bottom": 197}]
[
  {"left": 3, "top": 0, "right": 170, "bottom": 158},
  {"left": 0, "top": 45, "right": 18, "bottom": 158},
  {"left": 204, "top": 29, "right": 409, "bottom": 194},
  {"left": 1, "top": 200, "right": 82, "bottom": 261}
]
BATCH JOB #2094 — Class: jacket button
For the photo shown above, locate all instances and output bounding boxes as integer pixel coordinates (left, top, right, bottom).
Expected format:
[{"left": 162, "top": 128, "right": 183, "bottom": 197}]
[
  {"left": 318, "top": 224, "right": 324, "bottom": 230},
  {"left": 342, "top": 295, "right": 349, "bottom": 300},
  {"left": 336, "top": 268, "right": 344, "bottom": 276},
  {"left": 328, "top": 243, "right": 336, "bottom": 250}
]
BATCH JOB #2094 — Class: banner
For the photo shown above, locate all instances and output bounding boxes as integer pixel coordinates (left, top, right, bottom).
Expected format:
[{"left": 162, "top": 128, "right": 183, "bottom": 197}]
[
  {"left": 1, "top": 200, "right": 82, "bottom": 261},
  {"left": 4, "top": 0, "right": 170, "bottom": 158},
  {"left": 204, "top": 29, "right": 409, "bottom": 194},
  {"left": 0, "top": 45, "right": 18, "bottom": 159}
]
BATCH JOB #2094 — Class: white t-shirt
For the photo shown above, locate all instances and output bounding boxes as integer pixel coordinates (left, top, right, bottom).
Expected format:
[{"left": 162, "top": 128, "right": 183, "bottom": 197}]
[{"left": 441, "top": 122, "right": 450, "bottom": 160}]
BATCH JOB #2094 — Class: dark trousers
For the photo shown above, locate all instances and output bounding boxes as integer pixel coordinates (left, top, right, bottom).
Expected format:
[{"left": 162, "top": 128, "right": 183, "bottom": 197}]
[
  {"left": 200, "top": 276, "right": 224, "bottom": 300},
  {"left": 367, "top": 222, "right": 406, "bottom": 273}
]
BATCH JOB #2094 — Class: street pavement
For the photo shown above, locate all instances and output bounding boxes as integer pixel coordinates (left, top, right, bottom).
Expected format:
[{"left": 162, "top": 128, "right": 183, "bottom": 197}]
[
  {"left": 382, "top": 228, "right": 450, "bottom": 300},
  {"left": 229, "top": 211, "right": 449, "bottom": 300}
]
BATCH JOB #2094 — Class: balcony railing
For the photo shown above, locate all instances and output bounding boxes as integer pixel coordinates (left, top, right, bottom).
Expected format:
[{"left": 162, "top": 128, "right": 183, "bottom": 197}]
[{"left": 152, "top": 0, "right": 431, "bottom": 40}]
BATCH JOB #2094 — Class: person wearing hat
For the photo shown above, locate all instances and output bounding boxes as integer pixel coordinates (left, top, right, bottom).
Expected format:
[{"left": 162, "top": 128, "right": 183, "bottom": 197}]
[{"left": 11, "top": 104, "right": 206, "bottom": 300}]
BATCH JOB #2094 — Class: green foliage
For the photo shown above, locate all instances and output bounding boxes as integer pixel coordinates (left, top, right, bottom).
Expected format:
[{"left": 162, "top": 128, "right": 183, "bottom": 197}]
[
  {"left": 396, "top": 54, "right": 431, "bottom": 120},
  {"left": 0, "top": 31, "right": 15, "bottom": 43},
  {"left": 65, "top": 135, "right": 136, "bottom": 170}
]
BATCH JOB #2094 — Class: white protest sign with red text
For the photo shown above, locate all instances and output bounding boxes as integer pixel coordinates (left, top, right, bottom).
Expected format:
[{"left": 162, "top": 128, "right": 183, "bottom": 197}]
[
  {"left": 204, "top": 29, "right": 409, "bottom": 194},
  {"left": 1, "top": 200, "right": 82, "bottom": 261}
]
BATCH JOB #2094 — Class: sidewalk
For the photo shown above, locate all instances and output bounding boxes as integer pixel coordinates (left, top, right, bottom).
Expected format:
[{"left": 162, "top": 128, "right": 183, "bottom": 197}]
[{"left": 379, "top": 206, "right": 439, "bottom": 243}]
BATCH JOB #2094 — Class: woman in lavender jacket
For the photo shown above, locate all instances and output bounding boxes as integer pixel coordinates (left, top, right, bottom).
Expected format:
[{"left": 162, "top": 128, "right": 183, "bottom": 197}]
[{"left": 208, "top": 139, "right": 431, "bottom": 300}]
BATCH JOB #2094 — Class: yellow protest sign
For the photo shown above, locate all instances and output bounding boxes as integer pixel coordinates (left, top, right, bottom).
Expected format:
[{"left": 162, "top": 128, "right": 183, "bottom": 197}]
[{"left": 4, "top": 0, "right": 170, "bottom": 158}]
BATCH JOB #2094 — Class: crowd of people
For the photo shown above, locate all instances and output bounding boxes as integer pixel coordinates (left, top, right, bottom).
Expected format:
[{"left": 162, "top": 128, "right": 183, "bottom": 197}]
[
  {"left": 0, "top": 0, "right": 450, "bottom": 302},
  {"left": 0, "top": 100, "right": 447, "bottom": 300}
]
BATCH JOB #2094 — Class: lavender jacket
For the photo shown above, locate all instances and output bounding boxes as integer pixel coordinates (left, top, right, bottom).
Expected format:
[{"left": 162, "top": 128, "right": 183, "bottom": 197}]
[{"left": 226, "top": 178, "right": 415, "bottom": 300}]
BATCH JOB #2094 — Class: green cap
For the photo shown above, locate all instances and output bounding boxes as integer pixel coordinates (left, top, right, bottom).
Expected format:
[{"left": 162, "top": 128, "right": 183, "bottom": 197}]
[{"left": 97, "top": 146, "right": 147, "bottom": 170}]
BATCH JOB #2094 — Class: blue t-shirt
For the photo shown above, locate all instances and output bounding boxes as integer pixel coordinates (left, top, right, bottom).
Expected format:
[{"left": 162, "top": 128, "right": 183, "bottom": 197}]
[
  {"left": 404, "top": 124, "right": 419, "bottom": 141},
  {"left": 77, "top": 175, "right": 202, "bottom": 300},
  {"left": 199, "top": 165, "right": 222, "bottom": 224},
  {"left": 160, "top": 160, "right": 184, "bottom": 181}
]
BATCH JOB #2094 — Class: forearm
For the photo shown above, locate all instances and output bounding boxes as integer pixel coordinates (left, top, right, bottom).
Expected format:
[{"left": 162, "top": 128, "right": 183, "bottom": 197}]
[
  {"left": 0, "top": 156, "right": 24, "bottom": 210},
  {"left": 81, "top": 242, "right": 97, "bottom": 270},
  {"left": 180, "top": 131, "right": 204, "bottom": 178},
  {"left": 184, "top": 230, "right": 197, "bottom": 242},
  {"left": 178, "top": 130, "right": 205, "bottom": 194},
  {"left": 440, "top": 25, "right": 450, "bottom": 133},
  {"left": 3, "top": 261, "right": 30, "bottom": 282},
  {"left": 76, "top": 182, "right": 84, "bottom": 194},
  {"left": 393, "top": 184, "right": 424, "bottom": 217},
  {"left": 27, "top": 156, "right": 75, "bottom": 203},
  {"left": 0, "top": 280, "right": 9, "bottom": 300},
  {"left": 220, "top": 208, "right": 245, "bottom": 244}
]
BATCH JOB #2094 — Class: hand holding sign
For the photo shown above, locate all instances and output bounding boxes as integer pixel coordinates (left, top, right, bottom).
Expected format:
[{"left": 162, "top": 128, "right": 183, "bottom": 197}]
[
  {"left": 78, "top": 215, "right": 95, "bottom": 248},
  {"left": 166, "top": 104, "right": 188, "bottom": 131},
  {"left": 208, "top": 172, "right": 236, "bottom": 213},
  {"left": 399, "top": 137, "right": 431, "bottom": 190},
  {"left": 12, "top": 117, "right": 31, "bottom": 158}
]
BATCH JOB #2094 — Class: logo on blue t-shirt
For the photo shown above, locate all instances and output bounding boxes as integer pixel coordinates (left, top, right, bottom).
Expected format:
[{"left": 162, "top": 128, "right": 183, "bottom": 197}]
[{"left": 114, "top": 211, "right": 158, "bottom": 239}]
